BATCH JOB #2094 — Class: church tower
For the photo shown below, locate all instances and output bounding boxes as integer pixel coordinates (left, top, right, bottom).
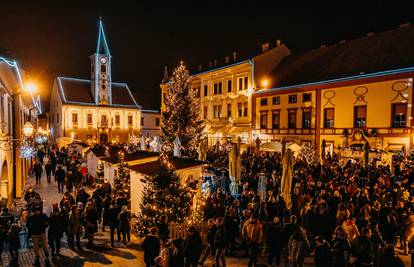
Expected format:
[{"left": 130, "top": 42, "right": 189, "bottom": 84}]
[{"left": 90, "top": 18, "right": 112, "bottom": 105}]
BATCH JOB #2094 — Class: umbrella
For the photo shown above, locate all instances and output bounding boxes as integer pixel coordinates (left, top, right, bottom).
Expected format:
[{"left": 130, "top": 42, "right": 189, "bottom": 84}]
[
  {"left": 321, "top": 139, "right": 326, "bottom": 163},
  {"left": 229, "top": 143, "right": 242, "bottom": 196},
  {"left": 140, "top": 135, "right": 146, "bottom": 151},
  {"left": 281, "top": 138, "right": 287, "bottom": 158},
  {"left": 363, "top": 141, "right": 371, "bottom": 168},
  {"left": 281, "top": 149, "right": 294, "bottom": 210}
]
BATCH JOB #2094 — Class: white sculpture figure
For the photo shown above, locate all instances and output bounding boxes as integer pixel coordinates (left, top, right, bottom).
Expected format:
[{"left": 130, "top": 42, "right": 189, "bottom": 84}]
[
  {"left": 173, "top": 136, "right": 181, "bottom": 157},
  {"left": 258, "top": 173, "right": 267, "bottom": 202},
  {"left": 149, "top": 136, "right": 159, "bottom": 152},
  {"left": 140, "top": 135, "right": 146, "bottom": 151}
]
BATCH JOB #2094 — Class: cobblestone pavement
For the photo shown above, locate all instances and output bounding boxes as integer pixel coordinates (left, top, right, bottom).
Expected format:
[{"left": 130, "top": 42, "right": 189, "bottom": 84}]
[{"left": 5, "top": 170, "right": 410, "bottom": 266}]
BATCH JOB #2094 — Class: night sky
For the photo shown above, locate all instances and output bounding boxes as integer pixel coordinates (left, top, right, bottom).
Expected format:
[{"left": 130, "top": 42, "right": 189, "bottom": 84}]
[{"left": 1, "top": 1, "right": 413, "bottom": 111}]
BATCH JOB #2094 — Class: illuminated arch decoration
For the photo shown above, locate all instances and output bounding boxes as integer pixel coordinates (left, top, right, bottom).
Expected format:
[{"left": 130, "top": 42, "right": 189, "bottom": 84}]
[
  {"left": 390, "top": 81, "right": 409, "bottom": 102},
  {"left": 323, "top": 90, "right": 336, "bottom": 107},
  {"left": 0, "top": 57, "right": 42, "bottom": 114},
  {"left": 353, "top": 86, "right": 368, "bottom": 104}
]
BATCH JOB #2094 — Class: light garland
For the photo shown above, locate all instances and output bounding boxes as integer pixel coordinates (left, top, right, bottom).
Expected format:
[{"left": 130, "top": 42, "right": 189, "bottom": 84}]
[{"left": 20, "top": 144, "right": 36, "bottom": 159}]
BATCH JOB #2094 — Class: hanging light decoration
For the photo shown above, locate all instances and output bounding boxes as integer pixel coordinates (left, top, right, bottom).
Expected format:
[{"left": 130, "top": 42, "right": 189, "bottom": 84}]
[
  {"left": 34, "top": 134, "right": 48, "bottom": 144},
  {"left": 20, "top": 144, "right": 36, "bottom": 159}
]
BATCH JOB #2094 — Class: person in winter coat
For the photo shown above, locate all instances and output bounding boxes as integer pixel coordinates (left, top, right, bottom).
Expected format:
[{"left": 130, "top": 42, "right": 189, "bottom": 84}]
[
  {"left": 213, "top": 217, "right": 227, "bottom": 267},
  {"left": 379, "top": 244, "right": 404, "bottom": 267},
  {"left": 45, "top": 161, "right": 52, "bottom": 183},
  {"left": 183, "top": 226, "right": 203, "bottom": 267},
  {"left": 75, "top": 188, "right": 90, "bottom": 208},
  {"left": 267, "top": 217, "right": 284, "bottom": 266},
  {"left": 107, "top": 201, "right": 120, "bottom": 247},
  {"left": 32, "top": 161, "right": 43, "bottom": 184},
  {"left": 288, "top": 230, "right": 310, "bottom": 267},
  {"left": 199, "top": 218, "right": 217, "bottom": 265},
  {"left": 48, "top": 204, "right": 66, "bottom": 256},
  {"left": 352, "top": 227, "right": 374, "bottom": 267},
  {"left": 7, "top": 223, "right": 21, "bottom": 267},
  {"left": 101, "top": 193, "right": 112, "bottom": 232},
  {"left": 68, "top": 204, "right": 82, "bottom": 250},
  {"left": 242, "top": 214, "right": 263, "bottom": 267},
  {"left": 143, "top": 227, "right": 161, "bottom": 267},
  {"left": 84, "top": 202, "right": 98, "bottom": 248},
  {"left": 342, "top": 217, "right": 360, "bottom": 242},
  {"left": 170, "top": 238, "right": 185, "bottom": 267},
  {"left": 59, "top": 191, "right": 75, "bottom": 211},
  {"left": 118, "top": 206, "right": 131, "bottom": 246},
  {"left": 314, "top": 236, "right": 333, "bottom": 267},
  {"left": 331, "top": 226, "right": 351, "bottom": 267},
  {"left": 55, "top": 166, "right": 66, "bottom": 193},
  {"left": 27, "top": 206, "right": 51, "bottom": 266}
]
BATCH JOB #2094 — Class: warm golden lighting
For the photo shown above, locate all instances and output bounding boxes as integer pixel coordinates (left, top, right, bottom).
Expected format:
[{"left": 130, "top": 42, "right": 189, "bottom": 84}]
[
  {"left": 23, "top": 122, "right": 34, "bottom": 137},
  {"left": 261, "top": 79, "right": 269, "bottom": 88},
  {"left": 25, "top": 82, "right": 37, "bottom": 93}
]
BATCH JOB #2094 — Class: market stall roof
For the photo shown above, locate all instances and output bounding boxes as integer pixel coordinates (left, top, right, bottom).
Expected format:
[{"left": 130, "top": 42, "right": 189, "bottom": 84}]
[
  {"left": 102, "top": 151, "right": 159, "bottom": 164},
  {"left": 127, "top": 158, "right": 205, "bottom": 176},
  {"left": 228, "top": 126, "right": 251, "bottom": 134}
]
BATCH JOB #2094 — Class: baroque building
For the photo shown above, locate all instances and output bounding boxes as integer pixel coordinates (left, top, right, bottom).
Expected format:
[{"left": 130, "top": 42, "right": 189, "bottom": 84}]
[{"left": 49, "top": 19, "right": 141, "bottom": 146}]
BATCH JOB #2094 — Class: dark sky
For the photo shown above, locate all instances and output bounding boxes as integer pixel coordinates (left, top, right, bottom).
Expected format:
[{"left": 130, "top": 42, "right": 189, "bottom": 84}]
[{"left": 1, "top": 1, "right": 413, "bottom": 111}]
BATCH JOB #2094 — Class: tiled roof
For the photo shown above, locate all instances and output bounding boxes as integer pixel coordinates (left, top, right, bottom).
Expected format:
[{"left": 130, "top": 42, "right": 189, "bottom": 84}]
[
  {"left": 267, "top": 24, "right": 414, "bottom": 89},
  {"left": 102, "top": 151, "right": 159, "bottom": 164},
  {"left": 127, "top": 158, "right": 205, "bottom": 176},
  {"left": 57, "top": 77, "right": 141, "bottom": 108}
]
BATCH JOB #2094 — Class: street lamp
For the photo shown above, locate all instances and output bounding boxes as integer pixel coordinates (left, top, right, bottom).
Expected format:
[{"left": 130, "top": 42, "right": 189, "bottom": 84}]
[
  {"left": 23, "top": 122, "right": 34, "bottom": 138},
  {"left": 25, "top": 82, "right": 37, "bottom": 94}
]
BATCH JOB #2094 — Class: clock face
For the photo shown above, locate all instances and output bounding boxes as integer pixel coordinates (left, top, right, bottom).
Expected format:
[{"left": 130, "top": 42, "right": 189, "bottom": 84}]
[{"left": 100, "top": 57, "right": 107, "bottom": 64}]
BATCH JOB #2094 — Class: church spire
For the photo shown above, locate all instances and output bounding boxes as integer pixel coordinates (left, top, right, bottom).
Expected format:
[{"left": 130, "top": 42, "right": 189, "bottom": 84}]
[
  {"left": 96, "top": 17, "right": 111, "bottom": 56},
  {"left": 161, "top": 66, "right": 169, "bottom": 84}
]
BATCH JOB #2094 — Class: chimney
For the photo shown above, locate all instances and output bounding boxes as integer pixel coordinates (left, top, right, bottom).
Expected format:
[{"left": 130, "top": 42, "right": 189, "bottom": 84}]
[
  {"left": 261, "top": 42, "right": 270, "bottom": 52},
  {"left": 198, "top": 65, "right": 202, "bottom": 71},
  {"left": 232, "top": 51, "right": 237, "bottom": 62},
  {"left": 276, "top": 39, "right": 282, "bottom": 47},
  {"left": 214, "top": 59, "right": 218, "bottom": 66},
  {"left": 225, "top": 56, "right": 230, "bottom": 63},
  {"left": 339, "top": 40, "right": 346, "bottom": 44},
  {"left": 400, "top": 22, "right": 411, "bottom": 28},
  {"left": 367, "top": 32, "right": 374, "bottom": 37},
  {"left": 209, "top": 61, "right": 212, "bottom": 68},
  {"left": 320, "top": 44, "right": 326, "bottom": 49}
]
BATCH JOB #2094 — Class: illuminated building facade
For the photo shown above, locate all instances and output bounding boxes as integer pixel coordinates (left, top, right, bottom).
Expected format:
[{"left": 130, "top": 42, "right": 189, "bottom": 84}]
[
  {"left": 254, "top": 24, "right": 414, "bottom": 154},
  {"left": 49, "top": 19, "right": 141, "bottom": 146}
]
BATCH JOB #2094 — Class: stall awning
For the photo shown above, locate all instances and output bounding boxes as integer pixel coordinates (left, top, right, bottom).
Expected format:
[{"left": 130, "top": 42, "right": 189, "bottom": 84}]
[{"left": 229, "top": 126, "right": 251, "bottom": 134}]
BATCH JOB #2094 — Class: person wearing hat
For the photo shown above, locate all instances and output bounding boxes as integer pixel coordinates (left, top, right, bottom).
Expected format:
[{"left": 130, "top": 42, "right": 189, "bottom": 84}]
[{"left": 143, "top": 227, "right": 161, "bottom": 267}]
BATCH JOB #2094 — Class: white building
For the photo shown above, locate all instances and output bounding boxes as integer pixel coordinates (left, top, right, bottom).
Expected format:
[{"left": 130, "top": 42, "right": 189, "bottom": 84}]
[
  {"left": 141, "top": 109, "right": 161, "bottom": 138},
  {"left": 49, "top": 19, "right": 142, "bottom": 147}
]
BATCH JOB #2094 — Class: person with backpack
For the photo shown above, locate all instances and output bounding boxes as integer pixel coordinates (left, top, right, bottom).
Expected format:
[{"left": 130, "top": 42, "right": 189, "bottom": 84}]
[{"left": 314, "top": 235, "right": 333, "bottom": 267}]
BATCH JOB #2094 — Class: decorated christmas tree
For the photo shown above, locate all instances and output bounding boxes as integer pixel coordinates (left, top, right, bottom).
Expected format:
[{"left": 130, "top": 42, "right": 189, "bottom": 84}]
[
  {"left": 162, "top": 61, "right": 204, "bottom": 158},
  {"left": 113, "top": 160, "right": 130, "bottom": 198},
  {"left": 136, "top": 159, "right": 191, "bottom": 237}
]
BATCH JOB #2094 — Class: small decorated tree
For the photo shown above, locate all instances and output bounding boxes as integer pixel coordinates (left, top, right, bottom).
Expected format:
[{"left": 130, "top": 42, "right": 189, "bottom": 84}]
[
  {"left": 136, "top": 161, "right": 191, "bottom": 237},
  {"left": 113, "top": 160, "right": 130, "bottom": 198}
]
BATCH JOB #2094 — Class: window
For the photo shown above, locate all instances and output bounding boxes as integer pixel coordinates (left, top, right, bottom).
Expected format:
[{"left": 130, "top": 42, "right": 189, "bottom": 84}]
[
  {"left": 128, "top": 115, "right": 133, "bottom": 126},
  {"left": 204, "top": 85, "right": 208, "bottom": 96},
  {"left": 214, "top": 83, "right": 218, "bottom": 95},
  {"left": 72, "top": 113, "right": 78, "bottom": 125},
  {"left": 141, "top": 117, "right": 144, "bottom": 126},
  {"left": 354, "top": 106, "right": 367, "bottom": 128},
  {"left": 238, "top": 78, "right": 243, "bottom": 91},
  {"left": 303, "top": 93, "right": 311, "bottom": 102},
  {"left": 272, "top": 110, "right": 280, "bottom": 129},
  {"left": 260, "top": 98, "right": 268, "bottom": 106},
  {"left": 288, "top": 109, "right": 296, "bottom": 129},
  {"left": 227, "top": 80, "right": 232, "bottom": 93},
  {"left": 57, "top": 113, "right": 59, "bottom": 124},
  {"left": 87, "top": 114, "right": 93, "bottom": 125},
  {"left": 243, "top": 102, "right": 248, "bottom": 117},
  {"left": 213, "top": 105, "right": 222, "bottom": 118},
  {"left": 238, "top": 103, "right": 243, "bottom": 117},
  {"left": 272, "top": 96, "right": 280, "bottom": 105},
  {"left": 260, "top": 111, "right": 268, "bottom": 129},
  {"left": 101, "top": 64, "right": 106, "bottom": 73},
  {"left": 302, "top": 109, "right": 311, "bottom": 129},
  {"left": 203, "top": 106, "right": 208, "bottom": 119},
  {"left": 115, "top": 115, "right": 120, "bottom": 126},
  {"left": 163, "top": 93, "right": 167, "bottom": 104},
  {"left": 324, "top": 108, "right": 335, "bottom": 128},
  {"left": 244, "top": 77, "right": 248, "bottom": 90},
  {"left": 288, "top": 94, "right": 297, "bottom": 103},
  {"left": 227, "top": 103, "right": 232, "bottom": 117},
  {"left": 155, "top": 118, "right": 160, "bottom": 126},
  {"left": 219, "top": 82, "right": 222, "bottom": 94},
  {"left": 101, "top": 115, "right": 108, "bottom": 127},
  {"left": 392, "top": 103, "right": 407, "bottom": 128}
]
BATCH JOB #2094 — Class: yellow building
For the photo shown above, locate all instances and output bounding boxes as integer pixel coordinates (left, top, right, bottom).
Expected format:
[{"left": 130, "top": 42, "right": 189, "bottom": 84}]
[
  {"left": 161, "top": 43, "right": 290, "bottom": 146},
  {"left": 49, "top": 19, "right": 141, "bottom": 146},
  {"left": 254, "top": 24, "right": 414, "bottom": 154}
]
